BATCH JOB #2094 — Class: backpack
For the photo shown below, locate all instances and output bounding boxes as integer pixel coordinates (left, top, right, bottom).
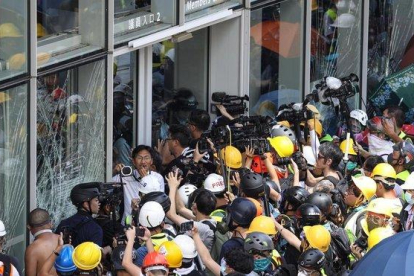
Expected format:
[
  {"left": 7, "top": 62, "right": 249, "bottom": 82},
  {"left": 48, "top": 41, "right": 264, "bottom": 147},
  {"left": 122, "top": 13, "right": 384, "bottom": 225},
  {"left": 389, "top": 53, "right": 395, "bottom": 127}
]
[
  {"left": 201, "top": 220, "right": 230, "bottom": 263},
  {"left": 323, "top": 174, "right": 348, "bottom": 194},
  {"left": 0, "top": 255, "right": 11, "bottom": 276},
  {"left": 327, "top": 223, "right": 352, "bottom": 274}
]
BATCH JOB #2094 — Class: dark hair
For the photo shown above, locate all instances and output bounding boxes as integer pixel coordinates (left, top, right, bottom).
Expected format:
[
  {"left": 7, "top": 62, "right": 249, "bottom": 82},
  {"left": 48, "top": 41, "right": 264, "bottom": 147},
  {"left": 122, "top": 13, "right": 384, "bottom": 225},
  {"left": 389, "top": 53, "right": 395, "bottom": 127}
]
[
  {"left": 29, "top": 208, "right": 51, "bottom": 228},
  {"left": 169, "top": 124, "right": 190, "bottom": 147},
  {"left": 225, "top": 248, "right": 254, "bottom": 274},
  {"left": 189, "top": 109, "right": 210, "bottom": 131},
  {"left": 151, "top": 151, "right": 163, "bottom": 173},
  {"left": 319, "top": 142, "right": 343, "bottom": 170},
  {"left": 385, "top": 105, "right": 405, "bottom": 128},
  {"left": 194, "top": 189, "right": 217, "bottom": 215},
  {"left": 132, "top": 145, "right": 153, "bottom": 159},
  {"left": 363, "top": 155, "right": 384, "bottom": 173}
]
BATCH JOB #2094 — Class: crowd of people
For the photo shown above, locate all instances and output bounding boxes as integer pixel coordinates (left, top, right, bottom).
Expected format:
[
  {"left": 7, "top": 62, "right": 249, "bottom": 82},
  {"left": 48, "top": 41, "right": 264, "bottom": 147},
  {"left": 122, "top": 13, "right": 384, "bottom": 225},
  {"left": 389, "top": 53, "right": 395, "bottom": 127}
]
[{"left": 1, "top": 101, "right": 414, "bottom": 276}]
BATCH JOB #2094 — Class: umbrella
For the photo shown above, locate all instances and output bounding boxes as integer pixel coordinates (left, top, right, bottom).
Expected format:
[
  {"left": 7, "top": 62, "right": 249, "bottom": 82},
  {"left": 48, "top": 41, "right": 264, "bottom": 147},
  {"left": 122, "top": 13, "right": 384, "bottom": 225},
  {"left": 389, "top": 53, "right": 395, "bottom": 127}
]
[
  {"left": 250, "top": 89, "right": 301, "bottom": 116},
  {"left": 250, "top": 21, "right": 325, "bottom": 58},
  {"left": 350, "top": 230, "right": 414, "bottom": 276}
]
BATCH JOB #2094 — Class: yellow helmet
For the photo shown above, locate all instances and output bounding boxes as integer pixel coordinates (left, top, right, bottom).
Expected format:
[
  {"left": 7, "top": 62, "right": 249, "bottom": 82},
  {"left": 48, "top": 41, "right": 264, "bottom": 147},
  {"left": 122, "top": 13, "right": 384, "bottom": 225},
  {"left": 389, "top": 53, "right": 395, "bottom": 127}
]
[
  {"left": 267, "top": 136, "right": 294, "bottom": 158},
  {"left": 220, "top": 146, "right": 242, "bottom": 169},
  {"left": 301, "top": 119, "right": 323, "bottom": 137},
  {"left": 37, "top": 23, "right": 47, "bottom": 38},
  {"left": 8, "top": 53, "right": 26, "bottom": 70},
  {"left": 352, "top": 176, "right": 377, "bottom": 201},
  {"left": 72, "top": 242, "right": 102, "bottom": 271},
  {"left": 247, "top": 216, "right": 277, "bottom": 235},
  {"left": 157, "top": 241, "right": 183, "bottom": 268},
  {"left": 340, "top": 139, "right": 357, "bottom": 155},
  {"left": 0, "top": 23, "right": 23, "bottom": 38},
  {"left": 303, "top": 225, "right": 331, "bottom": 253},
  {"left": 305, "top": 104, "right": 321, "bottom": 120},
  {"left": 277, "top": 121, "right": 291, "bottom": 128},
  {"left": 365, "top": 198, "right": 393, "bottom": 218},
  {"left": 0, "top": 92, "right": 10, "bottom": 103},
  {"left": 367, "top": 227, "right": 394, "bottom": 250},
  {"left": 371, "top": 163, "right": 397, "bottom": 181}
]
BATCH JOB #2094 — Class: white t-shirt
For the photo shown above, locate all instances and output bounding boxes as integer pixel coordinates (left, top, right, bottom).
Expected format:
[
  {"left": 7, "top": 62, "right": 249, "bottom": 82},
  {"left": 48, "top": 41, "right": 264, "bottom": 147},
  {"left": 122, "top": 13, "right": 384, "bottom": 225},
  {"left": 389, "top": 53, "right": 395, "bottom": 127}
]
[
  {"left": 112, "top": 170, "right": 165, "bottom": 221},
  {"left": 0, "top": 261, "right": 19, "bottom": 276}
]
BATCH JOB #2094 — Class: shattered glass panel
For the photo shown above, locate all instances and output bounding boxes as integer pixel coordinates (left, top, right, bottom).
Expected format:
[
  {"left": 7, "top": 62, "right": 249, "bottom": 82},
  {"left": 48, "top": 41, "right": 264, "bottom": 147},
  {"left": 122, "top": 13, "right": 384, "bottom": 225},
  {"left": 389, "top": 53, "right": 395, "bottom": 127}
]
[
  {"left": 367, "top": 1, "right": 414, "bottom": 121},
  {"left": 0, "top": 84, "right": 27, "bottom": 262},
  {"left": 310, "top": 0, "right": 362, "bottom": 135},
  {"left": 37, "top": 60, "right": 106, "bottom": 226}
]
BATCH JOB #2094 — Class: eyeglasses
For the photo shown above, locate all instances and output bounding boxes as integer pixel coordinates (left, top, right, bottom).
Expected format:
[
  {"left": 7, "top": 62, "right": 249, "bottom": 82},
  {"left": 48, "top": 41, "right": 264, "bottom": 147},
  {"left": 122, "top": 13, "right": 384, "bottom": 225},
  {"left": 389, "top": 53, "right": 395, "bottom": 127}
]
[{"left": 135, "top": 156, "right": 152, "bottom": 162}]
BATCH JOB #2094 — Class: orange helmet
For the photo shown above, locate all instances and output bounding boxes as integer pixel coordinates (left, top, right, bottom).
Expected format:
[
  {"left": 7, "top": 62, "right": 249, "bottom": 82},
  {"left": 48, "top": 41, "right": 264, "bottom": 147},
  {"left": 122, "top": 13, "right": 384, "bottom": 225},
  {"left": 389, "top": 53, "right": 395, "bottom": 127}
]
[
  {"left": 246, "top": 197, "right": 263, "bottom": 216},
  {"left": 142, "top": 252, "right": 169, "bottom": 273},
  {"left": 251, "top": 156, "right": 268, "bottom": 173}
]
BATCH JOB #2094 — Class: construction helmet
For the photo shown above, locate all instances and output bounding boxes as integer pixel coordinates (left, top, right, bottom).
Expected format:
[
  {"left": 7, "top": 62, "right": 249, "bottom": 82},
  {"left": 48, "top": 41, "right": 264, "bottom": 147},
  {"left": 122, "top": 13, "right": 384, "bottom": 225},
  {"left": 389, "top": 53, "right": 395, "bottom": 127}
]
[
  {"left": 298, "top": 249, "right": 325, "bottom": 270},
  {"left": 70, "top": 183, "right": 101, "bottom": 207},
  {"left": 227, "top": 197, "right": 257, "bottom": 227},
  {"left": 352, "top": 176, "right": 377, "bottom": 201},
  {"left": 178, "top": 184, "right": 197, "bottom": 206},
  {"left": 306, "top": 192, "right": 333, "bottom": 216},
  {"left": 371, "top": 163, "right": 397, "bottom": 186},
  {"left": 8, "top": 53, "right": 26, "bottom": 70},
  {"left": 173, "top": 235, "right": 197, "bottom": 259},
  {"left": 301, "top": 119, "right": 323, "bottom": 138},
  {"left": 0, "top": 92, "right": 11, "bottom": 104},
  {"left": 204, "top": 173, "right": 225, "bottom": 194},
  {"left": 0, "top": 220, "right": 6, "bottom": 236},
  {"left": 240, "top": 172, "right": 265, "bottom": 198},
  {"left": 270, "top": 124, "right": 296, "bottom": 144},
  {"left": 0, "top": 23, "right": 23, "bottom": 38},
  {"left": 367, "top": 227, "right": 394, "bottom": 250},
  {"left": 139, "top": 201, "right": 165, "bottom": 228},
  {"left": 244, "top": 232, "right": 274, "bottom": 253},
  {"left": 267, "top": 136, "right": 294, "bottom": 157},
  {"left": 251, "top": 156, "right": 269, "bottom": 174},
  {"left": 142, "top": 252, "right": 169, "bottom": 273},
  {"left": 138, "top": 174, "right": 163, "bottom": 195},
  {"left": 139, "top": 192, "right": 171, "bottom": 213},
  {"left": 331, "top": 13, "right": 356, "bottom": 28},
  {"left": 350, "top": 109, "right": 368, "bottom": 126},
  {"left": 340, "top": 139, "right": 357, "bottom": 155},
  {"left": 303, "top": 225, "right": 331, "bottom": 253},
  {"left": 306, "top": 104, "right": 321, "bottom": 120},
  {"left": 401, "top": 172, "right": 414, "bottom": 190},
  {"left": 247, "top": 216, "right": 277, "bottom": 235},
  {"left": 246, "top": 198, "right": 263, "bottom": 217},
  {"left": 220, "top": 146, "right": 242, "bottom": 169},
  {"left": 320, "top": 134, "right": 334, "bottom": 143},
  {"left": 295, "top": 203, "right": 321, "bottom": 229},
  {"left": 72, "top": 242, "right": 102, "bottom": 271},
  {"left": 157, "top": 241, "right": 183, "bottom": 268},
  {"left": 55, "top": 245, "right": 76, "bottom": 273},
  {"left": 365, "top": 198, "right": 393, "bottom": 218},
  {"left": 277, "top": 121, "right": 291, "bottom": 128}
]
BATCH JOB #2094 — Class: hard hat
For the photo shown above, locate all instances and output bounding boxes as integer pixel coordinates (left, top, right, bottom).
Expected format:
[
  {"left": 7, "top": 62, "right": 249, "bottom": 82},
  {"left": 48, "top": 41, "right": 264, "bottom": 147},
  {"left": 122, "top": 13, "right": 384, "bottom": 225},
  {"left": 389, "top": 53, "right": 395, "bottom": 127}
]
[
  {"left": 331, "top": 13, "right": 356, "bottom": 28},
  {"left": 267, "top": 136, "right": 294, "bottom": 157},
  {"left": 138, "top": 174, "right": 162, "bottom": 194},
  {"left": 320, "top": 134, "right": 333, "bottom": 143},
  {"left": 247, "top": 216, "right": 277, "bottom": 235},
  {"left": 210, "top": 209, "right": 226, "bottom": 223},
  {"left": 244, "top": 232, "right": 274, "bottom": 253},
  {"left": 306, "top": 192, "right": 332, "bottom": 216},
  {"left": 240, "top": 172, "right": 265, "bottom": 198},
  {"left": 352, "top": 176, "right": 377, "bottom": 201},
  {"left": 173, "top": 235, "right": 197, "bottom": 259},
  {"left": 277, "top": 121, "right": 291, "bottom": 128},
  {"left": 0, "top": 92, "right": 11, "bottom": 104},
  {"left": 142, "top": 252, "right": 169, "bottom": 273},
  {"left": 371, "top": 163, "right": 397, "bottom": 185},
  {"left": 302, "top": 146, "right": 316, "bottom": 166},
  {"left": 401, "top": 172, "right": 414, "bottom": 190},
  {"left": 0, "top": 23, "right": 23, "bottom": 38},
  {"left": 8, "top": 53, "right": 26, "bottom": 70},
  {"left": 157, "top": 241, "right": 183, "bottom": 268},
  {"left": 220, "top": 146, "right": 242, "bottom": 168},
  {"left": 0, "top": 220, "right": 6, "bottom": 236},
  {"left": 70, "top": 183, "right": 100, "bottom": 207},
  {"left": 227, "top": 197, "right": 257, "bottom": 227},
  {"left": 365, "top": 198, "right": 393, "bottom": 218},
  {"left": 37, "top": 23, "right": 47, "bottom": 38},
  {"left": 305, "top": 104, "right": 321, "bottom": 120},
  {"left": 301, "top": 119, "right": 323, "bottom": 137},
  {"left": 55, "top": 245, "right": 77, "bottom": 273},
  {"left": 350, "top": 109, "right": 368, "bottom": 126},
  {"left": 251, "top": 155, "right": 269, "bottom": 174},
  {"left": 295, "top": 203, "right": 322, "bottom": 228},
  {"left": 367, "top": 227, "right": 394, "bottom": 250},
  {"left": 270, "top": 124, "right": 296, "bottom": 144},
  {"left": 204, "top": 173, "right": 225, "bottom": 194},
  {"left": 298, "top": 249, "right": 325, "bottom": 270},
  {"left": 340, "top": 139, "right": 357, "bottom": 155},
  {"left": 139, "top": 192, "right": 171, "bottom": 213},
  {"left": 139, "top": 201, "right": 165, "bottom": 228},
  {"left": 165, "top": 49, "right": 175, "bottom": 62},
  {"left": 178, "top": 184, "right": 197, "bottom": 206},
  {"left": 246, "top": 198, "right": 263, "bottom": 217},
  {"left": 72, "top": 242, "right": 102, "bottom": 271},
  {"left": 303, "top": 225, "right": 331, "bottom": 253}
]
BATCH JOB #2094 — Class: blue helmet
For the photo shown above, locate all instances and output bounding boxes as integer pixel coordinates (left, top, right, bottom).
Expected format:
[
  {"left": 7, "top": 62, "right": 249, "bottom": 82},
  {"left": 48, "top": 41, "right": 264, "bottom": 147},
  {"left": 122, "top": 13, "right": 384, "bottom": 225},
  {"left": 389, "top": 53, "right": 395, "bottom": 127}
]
[{"left": 54, "top": 245, "right": 76, "bottom": 273}]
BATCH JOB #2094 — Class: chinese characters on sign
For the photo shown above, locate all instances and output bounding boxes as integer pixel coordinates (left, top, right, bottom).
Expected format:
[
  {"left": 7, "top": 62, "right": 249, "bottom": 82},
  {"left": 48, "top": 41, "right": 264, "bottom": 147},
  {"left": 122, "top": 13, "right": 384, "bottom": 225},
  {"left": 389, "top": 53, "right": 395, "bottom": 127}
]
[{"left": 128, "top": 12, "right": 161, "bottom": 30}]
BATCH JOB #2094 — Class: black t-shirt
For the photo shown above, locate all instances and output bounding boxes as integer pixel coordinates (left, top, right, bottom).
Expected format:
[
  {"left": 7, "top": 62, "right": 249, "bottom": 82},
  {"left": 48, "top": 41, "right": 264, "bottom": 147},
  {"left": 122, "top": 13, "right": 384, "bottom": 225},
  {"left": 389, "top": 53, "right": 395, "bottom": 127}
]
[{"left": 0, "top": 253, "right": 22, "bottom": 276}]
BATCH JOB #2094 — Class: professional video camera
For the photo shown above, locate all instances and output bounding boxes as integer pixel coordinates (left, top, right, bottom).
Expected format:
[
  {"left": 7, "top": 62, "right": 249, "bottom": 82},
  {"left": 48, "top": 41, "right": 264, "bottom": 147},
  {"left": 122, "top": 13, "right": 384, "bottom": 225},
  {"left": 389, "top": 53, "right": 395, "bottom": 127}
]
[
  {"left": 313, "top": 74, "right": 359, "bottom": 105},
  {"left": 99, "top": 182, "right": 124, "bottom": 207},
  {"left": 276, "top": 103, "right": 315, "bottom": 124},
  {"left": 274, "top": 151, "right": 307, "bottom": 171},
  {"left": 212, "top": 92, "right": 249, "bottom": 116}
]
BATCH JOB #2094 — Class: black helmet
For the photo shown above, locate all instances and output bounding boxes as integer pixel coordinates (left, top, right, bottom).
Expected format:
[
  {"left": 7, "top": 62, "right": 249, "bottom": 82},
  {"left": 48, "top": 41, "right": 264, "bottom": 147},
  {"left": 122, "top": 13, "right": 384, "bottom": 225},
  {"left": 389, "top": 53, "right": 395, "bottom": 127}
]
[
  {"left": 172, "top": 89, "right": 198, "bottom": 111},
  {"left": 295, "top": 203, "right": 321, "bottom": 229},
  {"left": 298, "top": 248, "right": 325, "bottom": 270},
  {"left": 227, "top": 197, "right": 257, "bottom": 227},
  {"left": 306, "top": 192, "right": 333, "bottom": 215},
  {"left": 139, "top": 192, "right": 171, "bottom": 213},
  {"left": 240, "top": 172, "right": 265, "bottom": 198},
  {"left": 282, "top": 187, "right": 309, "bottom": 211},
  {"left": 70, "top": 183, "right": 101, "bottom": 207},
  {"left": 244, "top": 232, "right": 274, "bottom": 253},
  {"left": 111, "top": 245, "right": 137, "bottom": 272}
]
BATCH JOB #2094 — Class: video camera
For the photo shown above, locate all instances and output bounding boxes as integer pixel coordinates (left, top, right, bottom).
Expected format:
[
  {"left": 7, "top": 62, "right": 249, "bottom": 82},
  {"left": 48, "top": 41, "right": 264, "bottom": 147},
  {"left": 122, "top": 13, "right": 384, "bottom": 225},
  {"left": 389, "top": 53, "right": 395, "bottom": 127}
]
[
  {"left": 212, "top": 92, "right": 249, "bottom": 116},
  {"left": 313, "top": 74, "right": 359, "bottom": 105},
  {"left": 276, "top": 103, "right": 314, "bottom": 124},
  {"left": 99, "top": 182, "right": 124, "bottom": 207}
]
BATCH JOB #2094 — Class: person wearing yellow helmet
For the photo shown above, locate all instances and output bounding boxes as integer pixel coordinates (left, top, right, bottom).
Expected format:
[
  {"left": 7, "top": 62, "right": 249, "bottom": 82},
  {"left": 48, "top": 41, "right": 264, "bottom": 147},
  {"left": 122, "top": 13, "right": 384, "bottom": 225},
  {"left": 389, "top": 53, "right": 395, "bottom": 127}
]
[
  {"left": 339, "top": 138, "right": 359, "bottom": 173},
  {"left": 72, "top": 242, "right": 103, "bottom": 274},
  {"left": 399, "top": 172, "right": 414, "bottom": 231},
  {"left": 367, "top": 227, "right": 394, "bottom": 251}
]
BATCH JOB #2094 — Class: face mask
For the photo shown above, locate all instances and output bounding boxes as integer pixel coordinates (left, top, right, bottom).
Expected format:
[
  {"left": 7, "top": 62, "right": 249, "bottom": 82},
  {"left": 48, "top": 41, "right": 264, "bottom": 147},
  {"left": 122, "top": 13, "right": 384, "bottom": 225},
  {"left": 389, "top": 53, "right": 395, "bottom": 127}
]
[
  {"left": 297, "top": 269, "right": 314, "bottom": 276},
  {"left": 254, "top": 257, "right": 271, "bottom": 272},
  {"left": 405, "top": 192, "right": 414, "bottom": 205},
  {"left": 346, "top": 161, "right": 357, "bottom": 171}
]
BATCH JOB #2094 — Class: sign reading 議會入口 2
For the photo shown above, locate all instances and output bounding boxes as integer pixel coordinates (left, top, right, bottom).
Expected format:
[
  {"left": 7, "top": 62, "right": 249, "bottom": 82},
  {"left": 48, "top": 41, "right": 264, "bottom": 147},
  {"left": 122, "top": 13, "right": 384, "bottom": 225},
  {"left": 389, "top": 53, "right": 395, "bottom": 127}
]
[
  {"left": 185, "top": 0, "right": 228, "bottom": 14},
  {"left": 127, "top": 12, "right": 162, "bottom": 31}
]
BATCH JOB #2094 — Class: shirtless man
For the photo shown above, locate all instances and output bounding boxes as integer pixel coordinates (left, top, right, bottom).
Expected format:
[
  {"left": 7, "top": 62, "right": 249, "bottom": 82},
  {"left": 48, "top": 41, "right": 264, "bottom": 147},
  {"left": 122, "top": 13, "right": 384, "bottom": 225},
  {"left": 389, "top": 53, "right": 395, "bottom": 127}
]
[{"left": 25, "top": 208, "right": 59, "bottom": 276}]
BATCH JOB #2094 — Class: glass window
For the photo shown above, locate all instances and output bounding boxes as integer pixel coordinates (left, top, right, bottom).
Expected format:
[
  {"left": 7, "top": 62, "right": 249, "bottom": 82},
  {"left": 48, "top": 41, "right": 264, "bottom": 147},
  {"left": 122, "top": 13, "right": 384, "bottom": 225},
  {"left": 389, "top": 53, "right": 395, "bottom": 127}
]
[
  {"left": 368, "top": 1, "right": 414, "bottom": 121},
  {"left": 310, "top": 0, "right": 362, "bottom": 135},
  {"left": 249, "top": 0, "right": 305, "bottom": 116},
  {"left": 115, "top": 0, "right": 176, "bottom": 45},
  {"left": 0, "top": 83, "right": 27, "bottom": 263},
  {"left": 152, "top": 29, "right": 208, "bottom": 145},
  {"left": 0, "top": 0, "right": 28, "bottom": 82},
  {"left": 37, "top": 60, "right": 106, "bottom": 224},
  {"left": 113, "top": 52, "right": 137, "bottom": 170},
  {"left": 37, "top": 0, "right": 106, "bottom": 68},
  {"left": 185, "top": 0, "right": 242, "bottom": 22}
]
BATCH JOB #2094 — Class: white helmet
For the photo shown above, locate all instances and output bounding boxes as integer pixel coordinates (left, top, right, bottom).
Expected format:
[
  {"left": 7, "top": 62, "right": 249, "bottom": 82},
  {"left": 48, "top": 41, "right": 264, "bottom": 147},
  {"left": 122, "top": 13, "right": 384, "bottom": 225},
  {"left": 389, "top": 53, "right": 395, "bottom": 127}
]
[
  {"left": 139, "top": 201, "right": 165, "bottom": 228},
  {"left": 204, "top": 173, "right": 225, "bottom": 194},
  {"left": 331, "top": 13, "right": 356, "bottom": 28},
  {"left": 138, "top": 174, "right": 161, "bottom": 195},
  {"left": 178, "top": 184, "right": 197, "bottom": 206},
  {"left": 173, "top": 235, "right": 197, "bottom": 259},
  {"left": 350, "top": 109, "right": 368, "bottom": 126},
  {"left": 0, "top": 220, "right": 6, "bottom": 236},
  {"left": 302, "top": 146, "right": 316, "bottom": 166}
]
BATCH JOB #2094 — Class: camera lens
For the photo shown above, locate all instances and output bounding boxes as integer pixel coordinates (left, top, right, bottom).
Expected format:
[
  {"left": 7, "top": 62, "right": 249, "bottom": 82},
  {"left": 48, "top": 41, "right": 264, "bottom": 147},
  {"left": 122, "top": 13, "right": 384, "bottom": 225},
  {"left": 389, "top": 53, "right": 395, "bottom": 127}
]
[{"left": 121, "top": 166, "right": 133, "bottom": 176}]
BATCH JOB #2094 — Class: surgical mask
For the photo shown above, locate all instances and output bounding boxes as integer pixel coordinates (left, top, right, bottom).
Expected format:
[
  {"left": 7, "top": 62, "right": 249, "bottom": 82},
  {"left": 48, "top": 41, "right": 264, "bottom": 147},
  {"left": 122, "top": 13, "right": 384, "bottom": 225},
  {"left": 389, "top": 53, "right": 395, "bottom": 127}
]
[
  {"left": 346, "top": 161, "right": 357, "bottom": 171},
  {"left": 405, "top": 192, "right": 414, "bottom": 205},
  {"left": 253, "top": 257, "right": 271, "bottom": 272}
]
